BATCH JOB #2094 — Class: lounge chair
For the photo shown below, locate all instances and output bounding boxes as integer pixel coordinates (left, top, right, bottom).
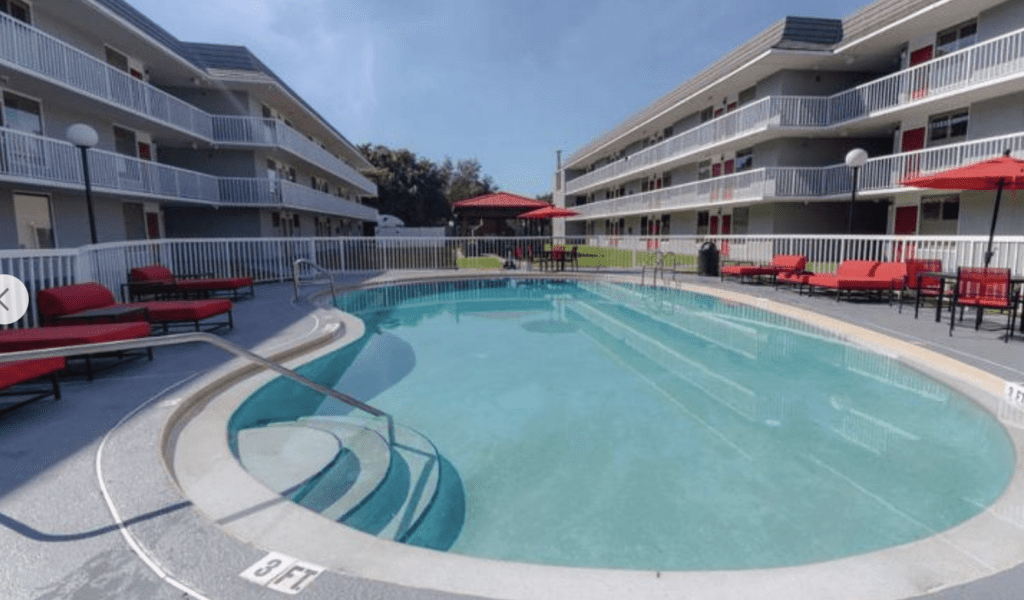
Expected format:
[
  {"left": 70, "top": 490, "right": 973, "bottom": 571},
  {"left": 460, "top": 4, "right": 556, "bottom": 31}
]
[
  {"left": 0, "top": 357, "right": 65, "bottom": 416},
  {"left": 0, "top": 323, "right": 153, "bottom": 380},
  {"left": 127, "top": 265, "right": 254, "bottom": 301},
  {"left": 805, "top": 260, "right": 907, "bottom": 302},
  {"left": 721, "top": 254, "right": 807, "bottom": 284},
  {"left": 37, "top": 283, "right": 233, "bottom": 333},
  {"left": 899, "top": 259, "right": 946, "bottom": 317}
]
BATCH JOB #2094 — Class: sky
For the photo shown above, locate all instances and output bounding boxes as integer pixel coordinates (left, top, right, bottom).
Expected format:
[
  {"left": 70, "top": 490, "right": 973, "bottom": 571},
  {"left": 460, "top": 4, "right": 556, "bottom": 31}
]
[{"left": 129, "top": 0, "right": 872, "bottom": 197}]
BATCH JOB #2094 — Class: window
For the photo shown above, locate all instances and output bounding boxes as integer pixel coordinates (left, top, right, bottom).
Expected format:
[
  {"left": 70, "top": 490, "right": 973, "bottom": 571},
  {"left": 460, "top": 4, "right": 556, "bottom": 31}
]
[
  {"left": 920, "top": 194, "right": 959, "bottom": 234},
  {"left": 2, "top": 91, "right": 42, "bottom": 134},
  {"left": 936, "top": 20, "right": 977, "bottom": 57},
  {"left": 698, "top": 160, "right": 711, "bottom": 181},
  {"left": 699, "top": 107, "right": 714, "bottom": 123},
  {"left": 697, "top": 211, "right": 709, "bottom": 235},
  {"left": 0, "top": 0, "right": 31, "bottom": 23},
  {"left": 735, "top": 148, "right": 753, "bottom": 172},
  {"left": 105, "top": 47, "right": 129, "bottom": 73},
  {"left": 732, "top": 207, "right": 749, "bottom": 234},
  {"left": 928, "top": 109, "right": 968, "bottom": 144},
  {"left": 13, "top": 193, "right": 54, "bottom": 248},
  {"left": 113, "top": 126, "right": 137, "bottom": 156},
  {"left": 738, "top": 87, "right": 756, "bottom": 106}
]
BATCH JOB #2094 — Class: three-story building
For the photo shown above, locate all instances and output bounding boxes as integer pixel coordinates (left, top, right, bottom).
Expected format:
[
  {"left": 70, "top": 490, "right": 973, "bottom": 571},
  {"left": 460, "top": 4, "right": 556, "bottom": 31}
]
[
  {"left": 555, "top": 0, "right": 1024, "bottom": 242},
  {"left": 0, "top": 0, "right": 377, "bottom": 249}
]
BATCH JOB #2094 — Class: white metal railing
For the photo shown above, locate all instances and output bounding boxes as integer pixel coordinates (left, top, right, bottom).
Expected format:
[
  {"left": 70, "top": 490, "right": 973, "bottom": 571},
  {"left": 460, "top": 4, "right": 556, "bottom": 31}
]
[
  {"left": 567, "top": 96, "right": 829, "bottom": 193},
  {"left": 566, "top": 24, "right": 1024, "bottom": 195},
  {"left": 571, "top": 130, "right": 1024, "bottom": 217},
  {"left": 0, "top": 12, "right": 212, "bottom": 139},
  {"left": 0, "top": 127, "right": 376, "bottom": 215},
  {"left": 3, "top": 233, "right": 1023, "bottom": 326},
  {"left": 212, "top": 116, "right": 377, "bottom": 195},
  {"left": 0, "top": 14, "right": 375, "bottom": 195}
]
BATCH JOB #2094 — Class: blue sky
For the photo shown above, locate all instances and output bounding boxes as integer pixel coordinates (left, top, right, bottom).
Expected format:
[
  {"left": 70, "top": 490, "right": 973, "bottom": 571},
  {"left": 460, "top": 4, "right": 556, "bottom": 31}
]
[{"left": 130, "top": 0, "right": 871, "bottom": 197}]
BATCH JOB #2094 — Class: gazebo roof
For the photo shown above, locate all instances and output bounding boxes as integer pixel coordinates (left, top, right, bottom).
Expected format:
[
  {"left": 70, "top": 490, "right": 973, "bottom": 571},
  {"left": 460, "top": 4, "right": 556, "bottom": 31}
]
[{"left": 452, "top": 192, "right": 550, "bottom": 210}]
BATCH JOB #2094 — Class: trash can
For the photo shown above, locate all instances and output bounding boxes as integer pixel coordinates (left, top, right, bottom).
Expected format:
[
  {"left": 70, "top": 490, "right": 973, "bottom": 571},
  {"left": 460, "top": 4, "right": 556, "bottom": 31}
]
[{"left": 698, "top": 241, "right": 719, "bottom": 276}]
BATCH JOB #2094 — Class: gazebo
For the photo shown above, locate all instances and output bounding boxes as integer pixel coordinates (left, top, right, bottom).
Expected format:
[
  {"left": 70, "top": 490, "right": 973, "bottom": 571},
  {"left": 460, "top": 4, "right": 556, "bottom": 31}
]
[{"left": 451, "top": 192, "right": 550, "bottom": 236}]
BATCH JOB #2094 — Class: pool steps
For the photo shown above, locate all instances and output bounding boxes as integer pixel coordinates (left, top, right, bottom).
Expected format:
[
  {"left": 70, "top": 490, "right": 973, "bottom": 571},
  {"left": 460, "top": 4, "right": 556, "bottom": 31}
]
[{"left": 299, "top": 415, "right": 441, "bottom": 541}]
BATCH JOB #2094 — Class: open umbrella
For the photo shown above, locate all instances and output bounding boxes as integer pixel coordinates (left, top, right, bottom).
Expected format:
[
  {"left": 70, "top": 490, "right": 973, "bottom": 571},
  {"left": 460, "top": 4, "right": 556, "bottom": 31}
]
[
  {"left": 517, "top": 206, "right": 579, "bottom": 219},
  {"left": 901, "top": 150, "right": 1024, "bottom": 266}
]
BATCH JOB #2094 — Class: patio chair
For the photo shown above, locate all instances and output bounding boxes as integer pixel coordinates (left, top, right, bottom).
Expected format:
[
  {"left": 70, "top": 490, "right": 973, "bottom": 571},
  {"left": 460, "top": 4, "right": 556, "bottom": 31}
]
[
  {"left": 899, "top": 259, "right": 945, "bottom": 318},
  {"left": 0, "top": 357, "right": 65, "bottom": 416},
  {"left": 127, "top": 265, "right": 254, "bottom": 301},
  {"left": 721, "top": 254, "right": 807, "bottom": 285},
  {"left": 550, "top": 246, "right": 565, "bottom": 271},
  {"left": 568, "top": 246, "right": 579, "bottom": 271},
  {"left": 948, "top": 267, "right": 1019, "bottom": 341}
]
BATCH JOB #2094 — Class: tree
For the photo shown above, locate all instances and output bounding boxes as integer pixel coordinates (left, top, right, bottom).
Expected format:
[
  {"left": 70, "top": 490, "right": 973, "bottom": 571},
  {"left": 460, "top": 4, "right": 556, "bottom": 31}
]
[
  {"left": 359, "top": 144, "right": 499, "bottom": 226},
  {"left": 535, "top": 193, "right": 552, "bottom": 204}
]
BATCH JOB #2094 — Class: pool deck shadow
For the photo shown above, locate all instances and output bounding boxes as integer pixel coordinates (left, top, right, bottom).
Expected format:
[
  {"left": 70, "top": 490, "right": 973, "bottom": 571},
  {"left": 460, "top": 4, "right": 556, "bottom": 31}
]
[{"left": 3, "top": 268, "right": 1024, "bottom": 599}]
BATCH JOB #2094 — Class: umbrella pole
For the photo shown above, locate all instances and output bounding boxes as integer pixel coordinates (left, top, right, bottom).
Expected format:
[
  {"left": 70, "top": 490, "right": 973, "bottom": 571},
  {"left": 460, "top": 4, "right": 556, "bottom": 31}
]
[{"left": 985, "top": 178, "right": 1005, "bottom": 267}]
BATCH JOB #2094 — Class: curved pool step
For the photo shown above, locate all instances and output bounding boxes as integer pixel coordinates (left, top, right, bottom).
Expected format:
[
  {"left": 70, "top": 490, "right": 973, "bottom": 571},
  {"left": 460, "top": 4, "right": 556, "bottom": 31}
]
[
  {"left": 301, "top": 416, "right": 441, "bottom": 542},
  {"left": 291, "top": 417, "right": 391, "bottom": 520},
  {"left": 235, "top": 424, "right": 342, "bottom": 495}
]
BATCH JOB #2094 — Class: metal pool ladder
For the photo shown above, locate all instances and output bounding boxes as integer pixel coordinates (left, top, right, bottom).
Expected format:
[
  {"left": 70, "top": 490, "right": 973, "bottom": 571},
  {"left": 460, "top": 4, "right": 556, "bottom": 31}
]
[{"left": 293, "top": 258, "right": 337, "bottom": 302}]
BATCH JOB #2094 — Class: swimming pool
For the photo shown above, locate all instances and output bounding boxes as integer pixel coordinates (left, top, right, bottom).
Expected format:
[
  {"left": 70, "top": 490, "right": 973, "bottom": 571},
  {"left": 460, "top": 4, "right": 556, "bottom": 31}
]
[{"left": 229, "top": 278, "right": 1014, "bottom": 571}]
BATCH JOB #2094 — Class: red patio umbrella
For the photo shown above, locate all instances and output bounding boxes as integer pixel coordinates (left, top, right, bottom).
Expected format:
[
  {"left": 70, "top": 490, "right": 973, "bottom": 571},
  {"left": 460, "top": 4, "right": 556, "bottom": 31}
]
[
  {"left": 901, "top": 150, "right": 1024, "bottom": 266},
  {"left": 518, "top": 206, "right": 579, "bottom": 219}
]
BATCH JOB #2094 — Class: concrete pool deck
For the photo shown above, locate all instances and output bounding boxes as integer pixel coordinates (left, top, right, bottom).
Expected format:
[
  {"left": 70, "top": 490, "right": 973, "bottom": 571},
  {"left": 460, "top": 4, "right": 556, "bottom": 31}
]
[{"left": 4, "top": 269, "right": 1024, "bottom": 599}]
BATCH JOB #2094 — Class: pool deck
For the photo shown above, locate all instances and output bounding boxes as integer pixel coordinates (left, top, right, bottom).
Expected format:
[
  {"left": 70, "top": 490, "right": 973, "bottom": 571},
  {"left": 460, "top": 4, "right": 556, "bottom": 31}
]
[{"left": 4, "top": 268, "right": 1024, "bottom": 599}]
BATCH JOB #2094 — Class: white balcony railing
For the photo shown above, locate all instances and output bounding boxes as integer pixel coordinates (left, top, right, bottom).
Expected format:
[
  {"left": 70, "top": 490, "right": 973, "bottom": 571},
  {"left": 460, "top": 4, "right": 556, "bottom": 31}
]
[
  {"left": 571, "top": 130, "right": 1024, "bottom": 218},
  {"left": 212, "top": 116, "right": 377, "bottom": 195},
  {"left": 217, "top": 177, "right": 377, "bottom": 220},
  {"left": 0, "top": 13, "right": 213, "bottom": 139},
  {"left": 0, "top": 127, "right": 377, "bottom": 219},
  {"left": 567, "top": 24, "right": 1024, "bottom": 195}
]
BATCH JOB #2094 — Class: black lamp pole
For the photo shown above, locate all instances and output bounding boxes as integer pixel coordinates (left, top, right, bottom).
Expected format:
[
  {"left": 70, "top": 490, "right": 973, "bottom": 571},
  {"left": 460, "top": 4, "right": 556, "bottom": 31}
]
[
  {"left": 847, "top": 165, "right": 860, "bottom": 235},
  {"left": 79, "top": 145, "right": 98, "bottom": 245}
]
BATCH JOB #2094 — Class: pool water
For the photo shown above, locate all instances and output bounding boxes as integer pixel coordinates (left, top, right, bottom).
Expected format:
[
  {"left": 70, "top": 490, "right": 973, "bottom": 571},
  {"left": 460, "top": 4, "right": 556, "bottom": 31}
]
[{"left": 238, "top": 279, "right": 1015, "bottom": 571}]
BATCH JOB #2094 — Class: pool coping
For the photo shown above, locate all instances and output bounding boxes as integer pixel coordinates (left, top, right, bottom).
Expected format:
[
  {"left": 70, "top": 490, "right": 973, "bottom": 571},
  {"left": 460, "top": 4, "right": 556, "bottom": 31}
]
[{"left": 164, "top": 270, "right": 1024, "bottom": 600}]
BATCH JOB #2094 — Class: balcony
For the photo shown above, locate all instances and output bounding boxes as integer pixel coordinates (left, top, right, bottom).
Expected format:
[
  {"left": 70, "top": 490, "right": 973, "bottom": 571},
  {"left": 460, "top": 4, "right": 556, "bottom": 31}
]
[
  {"left": 570, "top": 130, "right": 1024, "bottom": 219},
  {"left": 211, "top": 116, "right": 377, "bottom": 195},
  {"left": 0, "top": 127, "right": 377, "bottom": 220},
  {"left": 218, "top": 178, "right": 377, "bottom": 220},
  {"left": 0, "top": 13, "right": 213, "bottom": 139},
  {"left": 566, "top": 24, "right": 1024, "bottom": 195}
]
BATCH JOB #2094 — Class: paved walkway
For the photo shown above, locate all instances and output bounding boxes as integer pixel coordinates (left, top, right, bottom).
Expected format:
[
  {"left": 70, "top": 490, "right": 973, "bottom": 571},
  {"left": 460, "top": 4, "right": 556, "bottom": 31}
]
[{"left": 2, "top": 270, "right": 1024, "bottom": 599}]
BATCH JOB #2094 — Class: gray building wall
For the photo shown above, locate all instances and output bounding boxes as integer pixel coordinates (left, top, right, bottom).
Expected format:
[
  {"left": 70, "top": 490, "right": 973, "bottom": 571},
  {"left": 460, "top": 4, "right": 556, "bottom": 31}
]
[
  {"left": 968, "top": 92, "right": 1024, "bottom": 140},
  {"left": 163, "top": 207, "right": 261, "bottom": 237},
  {"left": 978, "top": 0, "right": 1024, "bottom": 41},
  {"left": 770, "top": 202, "right": 849, "bottom": 233},
  {"left": 756, "top": 137, "right": 891, "bottom": 167},
  {"left": 157, "top": 148, "right": 257, "bottom": 178},
  {"left": 755, "top": 70, "right": 877, "bottom": 97},
  {"left": 162, "top": 88, "right": 251, "bottom": 116}
]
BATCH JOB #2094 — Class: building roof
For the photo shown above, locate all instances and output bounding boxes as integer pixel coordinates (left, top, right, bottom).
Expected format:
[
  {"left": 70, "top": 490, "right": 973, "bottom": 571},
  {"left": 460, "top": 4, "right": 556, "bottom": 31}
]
[
  {"left": 564, "top": 0, "right": 946, "bottom": 167},
  {"left": 452, "top": 192, "right": 551, "bottom": 210}
]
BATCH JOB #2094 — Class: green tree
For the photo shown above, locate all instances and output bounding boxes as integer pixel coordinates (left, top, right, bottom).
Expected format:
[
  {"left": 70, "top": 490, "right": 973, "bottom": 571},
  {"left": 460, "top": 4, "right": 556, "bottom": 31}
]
[{"left": 444, "top": 158, "right": 497, "bottom": 204}]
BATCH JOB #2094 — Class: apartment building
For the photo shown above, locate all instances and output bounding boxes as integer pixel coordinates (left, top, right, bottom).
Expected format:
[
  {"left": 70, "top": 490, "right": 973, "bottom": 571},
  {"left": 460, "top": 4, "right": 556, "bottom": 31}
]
[
  {"left": 0, "top": 0, "right": 378, "bottom": 250},
  {"left": 555, "top": 0, "right": 1024, "bottom": 241}
]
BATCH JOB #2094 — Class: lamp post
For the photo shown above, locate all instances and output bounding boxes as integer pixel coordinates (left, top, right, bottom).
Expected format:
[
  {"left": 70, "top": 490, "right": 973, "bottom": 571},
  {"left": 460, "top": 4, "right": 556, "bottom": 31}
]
[
  {"left": 844, "top": 148, "right": 868, "bottom": 235},
  {"left": 66, "top": 124, "right": 99, "bottom": 244}
]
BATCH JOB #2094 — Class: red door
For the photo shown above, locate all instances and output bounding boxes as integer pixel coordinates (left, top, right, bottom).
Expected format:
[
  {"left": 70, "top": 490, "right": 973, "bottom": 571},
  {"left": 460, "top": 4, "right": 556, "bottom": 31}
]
[
  {"left": 909, "top": 46, "right": 933, "bottom": 99},
  {"left": 902, "top": 128, "right": 926, "bottom": 178},
  {"left": 146, "top": 212, "right": 160, "bottom": 239},
  {"left": 709, "top": 215, "right": 719, "bottom": 235},
  {"left": 893, "top": 206, "right": 918, "bottom": 260},
  {"left": 723, "top": 160, "right": 735, "bottom": 199}
]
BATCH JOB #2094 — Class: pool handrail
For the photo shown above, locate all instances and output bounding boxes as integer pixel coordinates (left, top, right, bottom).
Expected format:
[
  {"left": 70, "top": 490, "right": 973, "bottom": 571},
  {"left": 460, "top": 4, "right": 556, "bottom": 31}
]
[
  {"left": 293, "top": 258, "right": 337, "bottom": 302},
  {"left": 0, "top": 332, "right": 396, "bottom": 445}
]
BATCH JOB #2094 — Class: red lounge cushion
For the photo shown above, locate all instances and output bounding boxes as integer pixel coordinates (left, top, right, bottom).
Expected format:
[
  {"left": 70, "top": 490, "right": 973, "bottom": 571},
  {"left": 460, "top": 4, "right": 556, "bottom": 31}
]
[
  {"left": 0, "top": 357, "right": 66, "bottom": 390},
  {"left": 0, "top": 323, "right": 151, "bottom": 352},
  {"left": 835, "top": 260, "right": 880, "bottom": 278},
  {"left": 124, "top": 299, "right": 232, "bottom": 322},
  {"left": 721, "top": 265, "right": 775, "bottom": 277},
  {"left": 37, "top": 283, "right": 116, "bottom": 319},
  {"left": 175, "top": 277, "right": 253, "bottom": 292},
  {"left": 777, "top": 271, "right": 811, "bottom": 284},
  {"left": 807, "top": 275, "right": 900, "bottom": 290},
  {"left": 773, "top": 255, "right": 807, "bottom": 272},
  {"left": 130, "top": 265, "right": 175, "bottom": 283}
]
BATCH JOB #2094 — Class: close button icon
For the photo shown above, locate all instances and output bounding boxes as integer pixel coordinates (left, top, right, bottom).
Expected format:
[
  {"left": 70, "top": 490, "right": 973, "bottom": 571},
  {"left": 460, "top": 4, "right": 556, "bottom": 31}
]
[{"left": 0, "top": 275, "right": 29, "bottom": 325}]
